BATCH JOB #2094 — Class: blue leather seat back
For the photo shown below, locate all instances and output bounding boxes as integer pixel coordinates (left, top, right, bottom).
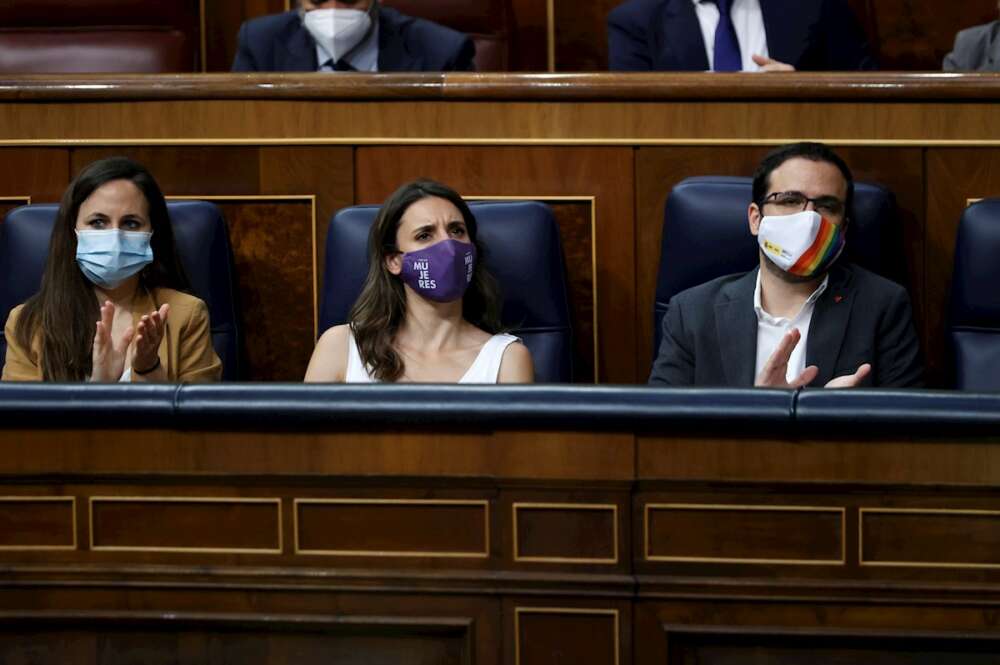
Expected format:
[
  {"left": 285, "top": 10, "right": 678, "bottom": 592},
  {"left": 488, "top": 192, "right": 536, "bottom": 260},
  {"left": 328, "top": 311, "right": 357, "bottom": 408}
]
[
  {"left": 950, "top": 199, "right": 1000, "bottom": 391},
  {"left": 0, "top": 201, "right": 242, "bottom": 380},
  {"left": 653, "top": 176, "right": 902, "bottom": 355},
  {"left": 319, "top": 201, "right": 573, "bottom": 382}
]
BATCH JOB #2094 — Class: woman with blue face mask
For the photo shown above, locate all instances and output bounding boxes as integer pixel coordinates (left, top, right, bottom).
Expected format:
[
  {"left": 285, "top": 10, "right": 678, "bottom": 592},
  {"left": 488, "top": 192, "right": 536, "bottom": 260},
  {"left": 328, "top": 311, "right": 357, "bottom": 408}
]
[
  {"left": 305, "top": 179, "right": 534, "bottom": 383},
  {"left": 2, "top": 157, "right": 222, "bottom": 383}
]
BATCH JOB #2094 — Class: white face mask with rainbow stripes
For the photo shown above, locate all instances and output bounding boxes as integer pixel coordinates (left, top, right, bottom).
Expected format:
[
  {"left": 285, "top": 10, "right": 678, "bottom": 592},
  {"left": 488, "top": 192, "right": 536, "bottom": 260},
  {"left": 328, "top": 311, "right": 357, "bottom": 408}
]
[{"left": 758, "top": 210, "right": 845, "bottom": 279}]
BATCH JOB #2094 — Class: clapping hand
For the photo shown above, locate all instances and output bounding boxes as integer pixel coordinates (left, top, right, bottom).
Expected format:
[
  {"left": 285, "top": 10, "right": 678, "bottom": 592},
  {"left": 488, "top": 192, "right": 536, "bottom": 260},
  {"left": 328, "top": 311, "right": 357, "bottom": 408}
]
[
  {"left": 91, "top": 300, "right": 133, "bottom": 382},
  {"left": 754, "top": 328, "right": 871, "bottom": 389},
  {"left": 131, "top": 304, "right": 169, "bottom": 375},
  {"left": 754, "top": 328, "right": 818, "bottom": 388}
]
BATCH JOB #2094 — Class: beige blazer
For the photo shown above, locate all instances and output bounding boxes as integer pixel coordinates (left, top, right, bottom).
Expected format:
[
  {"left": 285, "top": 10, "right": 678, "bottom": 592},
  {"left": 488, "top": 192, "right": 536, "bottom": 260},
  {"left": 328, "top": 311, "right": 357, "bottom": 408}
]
[{"left": 2, "top": 287, "right": 222, "bottom": 382}]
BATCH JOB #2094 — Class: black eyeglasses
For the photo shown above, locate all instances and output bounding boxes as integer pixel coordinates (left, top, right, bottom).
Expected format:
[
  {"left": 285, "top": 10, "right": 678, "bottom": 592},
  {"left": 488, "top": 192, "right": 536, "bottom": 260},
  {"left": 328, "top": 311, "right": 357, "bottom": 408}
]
[{"left": 760, "top": 191, "right": 846, "bottom": 218}]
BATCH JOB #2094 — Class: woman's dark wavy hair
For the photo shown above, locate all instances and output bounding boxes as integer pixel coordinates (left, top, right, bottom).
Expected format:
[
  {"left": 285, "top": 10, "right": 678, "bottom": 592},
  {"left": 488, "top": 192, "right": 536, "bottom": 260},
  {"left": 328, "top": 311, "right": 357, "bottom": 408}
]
[
  {"left": 14, "top": 157, "right": 190, "bottom": 381},
  {"left": 349, "top": 179, "right": 503, "bottom": 382}
]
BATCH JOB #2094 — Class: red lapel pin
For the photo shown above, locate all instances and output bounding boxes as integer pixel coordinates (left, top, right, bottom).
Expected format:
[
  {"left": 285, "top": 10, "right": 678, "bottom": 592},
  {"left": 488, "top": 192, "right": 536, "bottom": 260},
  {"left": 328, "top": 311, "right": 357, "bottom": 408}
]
[{"left": 834, "top": 295, "right": 844, "bottom": 303}]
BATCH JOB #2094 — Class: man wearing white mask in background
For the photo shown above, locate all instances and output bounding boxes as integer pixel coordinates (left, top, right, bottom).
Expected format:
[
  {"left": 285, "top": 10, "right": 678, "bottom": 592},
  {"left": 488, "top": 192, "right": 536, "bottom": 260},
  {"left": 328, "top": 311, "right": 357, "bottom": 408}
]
[
  {"left": 233, "top": 0, "right": 475, "bottom": 72},
  {"left": 649, "top": 142, "right": 923, "bottom": 388}
]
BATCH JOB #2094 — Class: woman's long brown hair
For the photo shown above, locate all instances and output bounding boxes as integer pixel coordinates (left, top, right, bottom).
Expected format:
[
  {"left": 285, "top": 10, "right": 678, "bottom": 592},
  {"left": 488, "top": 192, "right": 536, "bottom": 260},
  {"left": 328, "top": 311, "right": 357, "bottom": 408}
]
[
  {"left": 14, "top": 157, "right": 191, "bottom": 381},
  {"left": 349, "top": 179, "right": 503, "bottom": 382}
]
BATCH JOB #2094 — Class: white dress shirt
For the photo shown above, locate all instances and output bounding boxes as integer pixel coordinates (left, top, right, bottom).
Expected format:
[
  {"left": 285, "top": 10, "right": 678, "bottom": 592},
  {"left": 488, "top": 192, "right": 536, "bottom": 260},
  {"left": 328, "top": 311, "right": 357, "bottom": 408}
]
[
  {"left": 691, "top": 0, "right": 769, "bottom": 71},
  {"left": 754, "top": 271, "right": 828, "bottom": 383},
  {"left": 316, "top": 22, "right": 380, "bottom": 72}
]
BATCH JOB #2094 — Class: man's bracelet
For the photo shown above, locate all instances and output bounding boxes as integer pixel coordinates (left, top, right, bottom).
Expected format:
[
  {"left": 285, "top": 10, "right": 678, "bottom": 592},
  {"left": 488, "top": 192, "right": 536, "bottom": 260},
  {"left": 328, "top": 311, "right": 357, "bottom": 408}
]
[{"left": 134, "top": 356, "right": 161, "bottom": 376}]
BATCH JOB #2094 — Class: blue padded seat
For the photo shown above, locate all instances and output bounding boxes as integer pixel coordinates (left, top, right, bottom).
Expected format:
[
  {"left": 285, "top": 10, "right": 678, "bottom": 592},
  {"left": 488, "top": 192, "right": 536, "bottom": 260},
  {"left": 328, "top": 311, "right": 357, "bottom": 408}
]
[
  {"left": 319, "top": 201, "right": 573, "bottom": 382},
  {"left": 950, "top": 199, "right": 1000, "bottom": 391},
  {"left": 652, "top": 176, "right": 903, "bottom": 356},
  {"left": 0, "top": 201, "right": 242, "bottom": 380}
]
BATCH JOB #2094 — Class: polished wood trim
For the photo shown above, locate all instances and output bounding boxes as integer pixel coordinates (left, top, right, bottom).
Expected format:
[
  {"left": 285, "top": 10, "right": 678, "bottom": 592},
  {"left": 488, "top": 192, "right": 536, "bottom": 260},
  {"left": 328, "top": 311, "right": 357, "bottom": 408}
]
[
  {"left": 644, "top": 503, "right": 847, "bottom": 566},
  {"left": 546, "top": 0, "right": 556, "bottom": 72},
  {"left": 5, "top": 73, "right": 1000, "bottom": 102},
  {"left": 6, "top": 138, "right": 1000, "bottom": 148},
  {"left": 292, "top": 498, "right": 491, "bottom": 558},
  {"left": 88, "top": 496, "right": 283, "bottom": 555},
  {"left": 0, "top": 496, "right": 76, "bottom": 551},
  {"left": 859, "top": 507, "right": 1000, "bottom": 570},
  {"left": 166, "top": 194, "right": 319, "bottom": 338},
  {"left": 512, "top": 502, "right": 619, "bottom": 565},
  {"left": 514, "top": 606, "right": 620, "bottom": 665},
  {"left": 199, "top": 0, "right": 208, "bottom": 74}
]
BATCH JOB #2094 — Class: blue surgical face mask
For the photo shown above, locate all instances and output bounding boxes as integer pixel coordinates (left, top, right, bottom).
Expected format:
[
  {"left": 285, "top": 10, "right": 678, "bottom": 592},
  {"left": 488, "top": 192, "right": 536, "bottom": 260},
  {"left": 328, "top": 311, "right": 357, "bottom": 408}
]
[{"left": 75, "top": 229, "right": 154, "bottom": 289}]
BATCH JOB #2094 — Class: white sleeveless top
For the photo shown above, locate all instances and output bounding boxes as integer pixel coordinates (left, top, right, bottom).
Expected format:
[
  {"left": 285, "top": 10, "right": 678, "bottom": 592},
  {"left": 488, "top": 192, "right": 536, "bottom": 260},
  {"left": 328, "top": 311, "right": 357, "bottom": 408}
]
[{"left": 346, "top": 332, "right": 520, "bottom": 384}]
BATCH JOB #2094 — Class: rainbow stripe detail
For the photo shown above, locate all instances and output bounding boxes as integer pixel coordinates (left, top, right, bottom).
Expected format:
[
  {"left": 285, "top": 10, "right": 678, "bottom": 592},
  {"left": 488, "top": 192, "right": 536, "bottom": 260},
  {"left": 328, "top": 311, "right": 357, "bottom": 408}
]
[{"left": 788, "top": 218, "right": 845, "bottom": 277}]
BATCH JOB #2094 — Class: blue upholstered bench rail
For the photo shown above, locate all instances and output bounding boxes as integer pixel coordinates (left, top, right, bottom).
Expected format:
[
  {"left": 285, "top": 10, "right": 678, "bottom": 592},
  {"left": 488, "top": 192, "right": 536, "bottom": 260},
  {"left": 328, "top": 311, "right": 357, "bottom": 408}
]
[{"left": 2, "top": 385, "right": 1000, "bottom": 434}]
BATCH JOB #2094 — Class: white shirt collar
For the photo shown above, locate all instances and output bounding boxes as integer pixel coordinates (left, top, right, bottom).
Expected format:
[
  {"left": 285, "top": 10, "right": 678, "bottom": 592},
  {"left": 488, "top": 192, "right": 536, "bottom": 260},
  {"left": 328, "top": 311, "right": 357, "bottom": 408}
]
[{"left": 753, "top": 269, "right": 829, "bottom": 324}]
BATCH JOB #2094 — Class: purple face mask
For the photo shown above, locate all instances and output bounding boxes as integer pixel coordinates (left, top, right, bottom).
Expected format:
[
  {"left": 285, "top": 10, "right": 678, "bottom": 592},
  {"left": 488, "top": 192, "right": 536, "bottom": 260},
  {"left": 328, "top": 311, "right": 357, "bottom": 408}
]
[{"left": 398, "top": 238, "right": 477, "bottom": 303}]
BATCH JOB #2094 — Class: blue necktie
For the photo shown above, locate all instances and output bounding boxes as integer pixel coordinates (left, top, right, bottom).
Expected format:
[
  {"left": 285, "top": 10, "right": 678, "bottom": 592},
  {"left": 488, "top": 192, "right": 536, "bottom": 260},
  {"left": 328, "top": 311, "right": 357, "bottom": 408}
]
[{"left": 712, "top": 0, "right": 742, "bottom": 71}]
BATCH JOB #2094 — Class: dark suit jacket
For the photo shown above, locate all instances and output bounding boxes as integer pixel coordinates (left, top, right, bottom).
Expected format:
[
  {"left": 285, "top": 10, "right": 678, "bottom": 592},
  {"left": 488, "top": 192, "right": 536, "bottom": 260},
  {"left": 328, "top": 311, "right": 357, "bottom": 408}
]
[
  {"left": 943, "top": 20, "right": 1000, "bottom": 72},
  {"left": 232, "top": 7, "right": 475, "bottom": 72},
  {"left": 649, "top": 264, "right": 923, "bottom": 387},
  {"left": 608, "top": 0, "right": 876, "bottom": 71}
]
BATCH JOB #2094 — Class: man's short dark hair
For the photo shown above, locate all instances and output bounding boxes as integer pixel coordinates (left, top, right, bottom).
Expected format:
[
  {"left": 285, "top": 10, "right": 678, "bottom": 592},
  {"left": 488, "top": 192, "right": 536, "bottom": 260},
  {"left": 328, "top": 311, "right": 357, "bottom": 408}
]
[{"left": 751, "top": 142, "right": 854, "bottom": 216}]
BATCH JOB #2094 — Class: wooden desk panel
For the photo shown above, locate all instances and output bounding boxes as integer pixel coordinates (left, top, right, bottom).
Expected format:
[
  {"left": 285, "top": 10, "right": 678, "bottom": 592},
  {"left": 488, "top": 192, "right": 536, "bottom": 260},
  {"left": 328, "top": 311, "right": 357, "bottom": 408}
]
[{"left": 2, "top": 421, "right": 1000, "bottom": 663}]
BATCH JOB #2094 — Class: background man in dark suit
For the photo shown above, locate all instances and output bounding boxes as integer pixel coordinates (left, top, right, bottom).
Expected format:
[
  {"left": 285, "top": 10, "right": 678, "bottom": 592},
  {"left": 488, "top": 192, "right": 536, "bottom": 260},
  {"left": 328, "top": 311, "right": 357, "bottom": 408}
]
[
  {"left": 233, "top": 0, "right": 475, "bottom": 72},
  {"left": 649, "top": 143, "right": 923, "bottom": 388},
  {"left": 944, "top": 1, "right": 1000, "bottom": 71},
  {"left": 608, "top": 0, "right": 875, "bottom": 72}
]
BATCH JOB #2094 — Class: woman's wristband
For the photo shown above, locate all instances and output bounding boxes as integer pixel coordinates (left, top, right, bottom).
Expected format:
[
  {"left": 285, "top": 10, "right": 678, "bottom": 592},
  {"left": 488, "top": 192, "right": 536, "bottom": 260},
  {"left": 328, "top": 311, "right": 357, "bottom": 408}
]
[{"left": 133, "top": 356, "right": 161, "bottom": 376}]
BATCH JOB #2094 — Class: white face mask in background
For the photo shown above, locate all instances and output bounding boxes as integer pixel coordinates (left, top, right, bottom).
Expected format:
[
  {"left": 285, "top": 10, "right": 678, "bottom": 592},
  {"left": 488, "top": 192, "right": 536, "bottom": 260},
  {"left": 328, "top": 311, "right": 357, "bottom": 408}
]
[{"left": 303, "top": 6, "right": 374, "bottom": 64}]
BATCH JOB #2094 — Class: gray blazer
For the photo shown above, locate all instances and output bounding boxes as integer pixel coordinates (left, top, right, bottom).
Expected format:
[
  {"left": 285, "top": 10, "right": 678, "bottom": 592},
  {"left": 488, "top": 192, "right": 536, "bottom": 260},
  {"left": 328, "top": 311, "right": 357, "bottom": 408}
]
[
  {"left": 649, "top": 263, "right": 924, "bottom": 388},
  {"left": 944, "top": 20, "right": 1000, "bottom": 71}
]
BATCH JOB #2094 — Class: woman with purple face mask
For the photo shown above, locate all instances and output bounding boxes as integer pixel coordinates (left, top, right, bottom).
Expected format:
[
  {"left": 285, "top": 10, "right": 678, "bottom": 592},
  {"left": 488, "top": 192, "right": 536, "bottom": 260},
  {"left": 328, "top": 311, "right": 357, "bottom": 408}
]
[{"left": 305, "top": 179, "right": 534, "bottom": 383}]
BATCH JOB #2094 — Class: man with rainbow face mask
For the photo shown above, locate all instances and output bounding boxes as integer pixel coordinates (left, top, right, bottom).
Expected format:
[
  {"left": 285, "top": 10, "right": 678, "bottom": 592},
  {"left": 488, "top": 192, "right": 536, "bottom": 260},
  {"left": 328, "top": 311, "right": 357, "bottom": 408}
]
[{"left": 649, "top": 142, "right": 923, "bottom": 388}]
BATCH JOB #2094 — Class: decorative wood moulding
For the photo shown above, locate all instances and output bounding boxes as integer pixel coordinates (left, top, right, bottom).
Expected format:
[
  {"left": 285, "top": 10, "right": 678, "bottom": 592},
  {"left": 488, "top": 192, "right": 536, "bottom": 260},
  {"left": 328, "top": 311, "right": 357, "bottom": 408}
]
[
  {"left": 644, "top": 503, "right": 846, "bottom": 565},
  {"left": 166, "top": 194, "right": 319, "bottom": 339},
  {"left": 860, "top": 507, "right": 1000, "bottom": 570},
  {"left": 293, "top": 498, "right": 490, "bottom": 558},
  {"left": 515, "top": 607, "right": 620, "bottom": 665},
  {"left": 0, "top": 496, "right": 76, "bottom": 551},
  {"left": 88, "top": 497, "right": 282, "bottom": 554},
  {"left": 513, "top": 502, "right": 618, "bottom": 565},
  {"left": 3, "top": 73, "right": 1000, "bottom": 102}
]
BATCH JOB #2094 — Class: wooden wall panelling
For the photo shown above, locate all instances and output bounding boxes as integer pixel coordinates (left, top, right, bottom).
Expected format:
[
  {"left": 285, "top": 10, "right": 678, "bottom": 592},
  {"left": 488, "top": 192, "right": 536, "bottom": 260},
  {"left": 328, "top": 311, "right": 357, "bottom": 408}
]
[
  {"left": 354, "top": 146, "right": 635, "bottom": 383},
  {"left": 257, "top": 145, "right": 355, "bottom": 340},
  {"left": 506, "top": 600, "right": 630, "bottom": 665},
  {"left": 0, "top": 148, "right": 70, "bottom": 204},
  {"left": 925, "top": 148, "right": 1000, "bottom": 387},
  {"left": 552, "top": 0, "right": 619, "bottom": 71},
  {"left": 0, "top": 595, "right": 500, "bottom": 665},
  {"left": 634, "top": 600, "right": 1000, "bottom": 665},
  {"left": 499, "top": 488, "right": 631, "bottom": 571},
  {"left": 203, "top": 0, "right": 288, "bottom": 72},
  {"left": 509, "top": 0, "right": 551, "bottom": 71}
]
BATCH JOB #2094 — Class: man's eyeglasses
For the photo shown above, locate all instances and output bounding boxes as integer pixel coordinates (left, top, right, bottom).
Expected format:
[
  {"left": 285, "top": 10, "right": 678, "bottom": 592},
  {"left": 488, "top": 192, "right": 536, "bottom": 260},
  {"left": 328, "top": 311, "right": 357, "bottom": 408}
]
[{"left": 760, "top": 191, "right": 845, "bottom": 218}]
